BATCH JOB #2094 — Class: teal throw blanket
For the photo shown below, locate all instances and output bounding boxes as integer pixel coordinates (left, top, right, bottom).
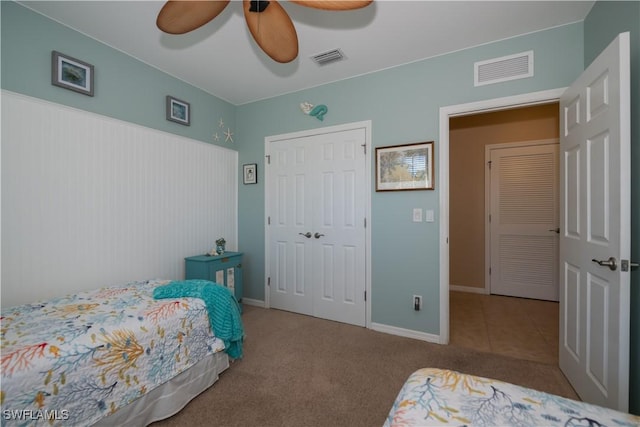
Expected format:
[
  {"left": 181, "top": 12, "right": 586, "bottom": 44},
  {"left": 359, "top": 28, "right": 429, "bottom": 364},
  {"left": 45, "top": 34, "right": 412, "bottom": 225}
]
[{"left": 153, "top": 280, "right": 244, "bottom": 359}]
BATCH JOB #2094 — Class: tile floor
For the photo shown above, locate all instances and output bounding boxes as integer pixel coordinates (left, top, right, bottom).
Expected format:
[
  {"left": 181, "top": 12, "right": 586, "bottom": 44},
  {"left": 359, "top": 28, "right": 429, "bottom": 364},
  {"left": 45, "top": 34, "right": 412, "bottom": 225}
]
[{"left": 449, "top": 290, "right": 559, "bottom": 365}]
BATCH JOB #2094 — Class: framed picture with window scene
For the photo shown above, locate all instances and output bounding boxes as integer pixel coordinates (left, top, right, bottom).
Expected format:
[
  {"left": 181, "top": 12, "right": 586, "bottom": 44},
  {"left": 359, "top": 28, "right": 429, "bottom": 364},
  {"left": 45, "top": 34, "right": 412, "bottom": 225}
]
[{"left": 375, "top": 141, "right": 434, "bottom": 191}]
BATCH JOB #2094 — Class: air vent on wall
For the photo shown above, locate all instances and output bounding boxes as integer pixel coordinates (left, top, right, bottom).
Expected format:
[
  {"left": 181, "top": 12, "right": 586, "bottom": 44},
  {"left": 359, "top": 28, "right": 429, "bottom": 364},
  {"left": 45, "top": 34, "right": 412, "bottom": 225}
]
[
  {"left": 474, "top": 51, "right": 533, "bottom": 86},
  {"left": 311, "top": 48, "right": 345, "bottom": 66}
]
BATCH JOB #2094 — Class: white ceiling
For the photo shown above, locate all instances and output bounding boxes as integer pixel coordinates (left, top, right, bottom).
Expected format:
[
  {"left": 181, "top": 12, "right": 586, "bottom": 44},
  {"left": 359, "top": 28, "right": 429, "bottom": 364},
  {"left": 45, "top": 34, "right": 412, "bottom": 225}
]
[{"left": 20, "top": 1, "right": 595, "bottom": 105}]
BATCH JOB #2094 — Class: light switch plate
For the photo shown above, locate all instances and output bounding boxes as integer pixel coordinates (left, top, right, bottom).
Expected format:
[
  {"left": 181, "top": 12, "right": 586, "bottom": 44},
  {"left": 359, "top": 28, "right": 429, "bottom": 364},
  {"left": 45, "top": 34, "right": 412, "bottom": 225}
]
[
  {"left": 413, "top": 208, "right": 423, "bottom": 222},
  {"left": 425, "top": 209, "right": 435, "bottom": 222}
]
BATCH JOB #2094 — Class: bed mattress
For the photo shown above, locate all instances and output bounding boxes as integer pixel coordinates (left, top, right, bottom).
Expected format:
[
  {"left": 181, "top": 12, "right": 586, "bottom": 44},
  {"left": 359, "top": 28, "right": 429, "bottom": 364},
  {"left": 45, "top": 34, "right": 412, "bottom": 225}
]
[
  {"left": 1, "top": 280, "right": 227, "bottom": 426},
  {"left": 384, "top": 368, "right": 640, "bottom": 427}
]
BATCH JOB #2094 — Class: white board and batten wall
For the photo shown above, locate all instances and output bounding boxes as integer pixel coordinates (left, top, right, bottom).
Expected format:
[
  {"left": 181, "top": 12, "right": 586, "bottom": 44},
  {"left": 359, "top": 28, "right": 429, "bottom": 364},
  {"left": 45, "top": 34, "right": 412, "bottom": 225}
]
[{"left": 1, "top": 91, "right": 238, "bottom": 308}]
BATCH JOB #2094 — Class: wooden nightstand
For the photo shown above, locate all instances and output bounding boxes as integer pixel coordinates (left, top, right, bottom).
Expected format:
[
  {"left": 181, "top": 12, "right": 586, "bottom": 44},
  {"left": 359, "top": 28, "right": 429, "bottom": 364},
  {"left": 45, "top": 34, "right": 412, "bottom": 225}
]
[{"left": 185, "top": 252, "right": 243, "bottom": 311}]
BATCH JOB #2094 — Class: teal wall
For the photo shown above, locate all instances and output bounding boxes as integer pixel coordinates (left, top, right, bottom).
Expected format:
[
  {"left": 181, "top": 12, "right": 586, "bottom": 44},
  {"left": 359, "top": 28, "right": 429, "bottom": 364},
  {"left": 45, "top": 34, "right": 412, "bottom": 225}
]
[
  {"left": 1, "top": 2, "right": 236, "bottom": 148},
  {"left": 235, "top": 22, "right": 584, "bottom": 334},
  {"left": 584, "top": 1, "right": 640, "bottom": 415},
  {"left": 3, "top": 0, "right": 638, "bottom": 414}
]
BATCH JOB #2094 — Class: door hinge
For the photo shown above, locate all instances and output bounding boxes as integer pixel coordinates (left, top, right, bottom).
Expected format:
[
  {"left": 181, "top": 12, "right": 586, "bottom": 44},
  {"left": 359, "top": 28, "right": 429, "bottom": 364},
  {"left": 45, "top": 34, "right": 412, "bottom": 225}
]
[
  {"left": 487, "top": 160, "right": 492, "bottom": 169},
  {"left": 489, "top": 267, "right": 492, "bottom": 275},
  {"left": 364, "top": 291, "right": 367, "bottom": 301},
  {"left": 489, "top": 214, "right": 492, "bottom": 223},
  {"left": 361, "top": 143, "right": 366, "bottom": 154},
  {"left": 265, "top": 154, "right": 271, "bottom": 165},
  {"left": 364, "top": 217, "right": 367, "bottom": 228},
  {"left": 267, "top": 277, "right": 271, "bottom": 287},
  {"left": 267, "top": 216, "right": 271, "bottom": 225}
]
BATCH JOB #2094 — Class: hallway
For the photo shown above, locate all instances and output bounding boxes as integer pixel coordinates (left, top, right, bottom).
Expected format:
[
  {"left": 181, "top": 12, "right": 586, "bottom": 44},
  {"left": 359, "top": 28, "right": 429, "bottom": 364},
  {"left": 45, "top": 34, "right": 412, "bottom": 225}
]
[{"left": 449, "top": 291, "right": 559, "bottom": 365}]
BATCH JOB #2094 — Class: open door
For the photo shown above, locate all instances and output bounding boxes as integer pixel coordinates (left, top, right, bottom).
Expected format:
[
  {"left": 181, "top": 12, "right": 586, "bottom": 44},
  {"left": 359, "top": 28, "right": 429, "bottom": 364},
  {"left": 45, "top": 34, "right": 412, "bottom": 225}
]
[{"left": 559, "top": 32, "right": 631, "bottom": 411}]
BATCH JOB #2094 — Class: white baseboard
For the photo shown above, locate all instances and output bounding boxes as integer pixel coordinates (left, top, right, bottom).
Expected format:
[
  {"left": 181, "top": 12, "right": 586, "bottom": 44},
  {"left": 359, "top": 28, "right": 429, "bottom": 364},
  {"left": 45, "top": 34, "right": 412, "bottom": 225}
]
[
  {"left": 449, "top": 285, "right": 489, "bottom": 294},
  {"left": 242, "top": 298, "right": 265, "bottom": 308},
  {"left": 241, "top": 301, "right": 443, "bottom": 344},
  {"left": 371, "top": 322, "right": 442, "bottom": 344}
]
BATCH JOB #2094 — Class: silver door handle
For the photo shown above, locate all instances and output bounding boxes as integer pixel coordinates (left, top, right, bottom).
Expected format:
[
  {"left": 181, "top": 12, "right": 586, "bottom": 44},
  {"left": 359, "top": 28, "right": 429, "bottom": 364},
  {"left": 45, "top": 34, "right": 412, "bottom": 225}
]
[
  {"left": 314, "top": 232, "right": 325, "bottom": 239},
  {"left": 298, "top": 232, "right": 312, "bottom": 238},
  {"left": 592, "top": 257, "right": 617, "bottom": 271}
]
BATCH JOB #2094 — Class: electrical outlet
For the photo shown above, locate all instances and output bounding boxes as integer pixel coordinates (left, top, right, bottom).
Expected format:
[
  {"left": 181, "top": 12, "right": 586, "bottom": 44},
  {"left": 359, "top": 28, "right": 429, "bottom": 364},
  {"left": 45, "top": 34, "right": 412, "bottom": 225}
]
[{"left": 413, "top": 295, "right": 422, "bottom": 311}]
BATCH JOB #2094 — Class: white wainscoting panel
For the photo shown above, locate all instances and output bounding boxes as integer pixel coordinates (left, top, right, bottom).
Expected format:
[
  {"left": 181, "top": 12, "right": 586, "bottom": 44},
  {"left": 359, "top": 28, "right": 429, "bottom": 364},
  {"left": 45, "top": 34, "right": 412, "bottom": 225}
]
[{"left": 1, "top": 91, "right": 237, "bottom": 307}]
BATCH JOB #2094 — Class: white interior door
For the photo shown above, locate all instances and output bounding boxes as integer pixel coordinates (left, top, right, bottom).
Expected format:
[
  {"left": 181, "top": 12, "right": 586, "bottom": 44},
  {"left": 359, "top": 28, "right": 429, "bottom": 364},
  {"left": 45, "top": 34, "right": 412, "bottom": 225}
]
[
  {"left": 559, "top": 32, "right": 631, "bottom": 411},
  {"left": 488, "top": 142, "right": 559, "bottom": 301},
  {"left": 266, "top": 127, "right": 367, "bottom": 327},
  {"left": 267, "top": 135, "right": 315, "bottom": 317}
]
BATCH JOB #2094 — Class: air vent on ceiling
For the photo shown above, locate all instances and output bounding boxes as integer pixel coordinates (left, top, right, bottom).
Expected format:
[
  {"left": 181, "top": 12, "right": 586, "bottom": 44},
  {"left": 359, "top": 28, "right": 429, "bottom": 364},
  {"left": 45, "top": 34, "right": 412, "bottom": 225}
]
[
  {"left": 311, "top": 49, "right": 345, "bottom": 66},
  {"left": 474, "top": 51, "right": 533, "bottom": 87}
]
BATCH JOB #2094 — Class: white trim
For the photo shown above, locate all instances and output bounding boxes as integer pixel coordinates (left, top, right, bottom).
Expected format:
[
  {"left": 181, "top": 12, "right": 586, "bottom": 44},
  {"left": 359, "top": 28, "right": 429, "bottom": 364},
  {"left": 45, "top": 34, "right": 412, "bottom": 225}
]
[
  {"left": 371, "top": 322, "right": 441, "bottom": 344},
  {"left": 263, "top": 120, "right": 373, "bottom": 328},
  {"left": 439, "top": 88, "right": 566, "bottom": 345},
  {"left": 242, "top": 298, "right": 266, "bottom": 308},
  {"left": 449, "top": 285, "right": 488, "bottom": 295},
  {"left": 371, "top": 323, "right": 440, "bottom": 344}
]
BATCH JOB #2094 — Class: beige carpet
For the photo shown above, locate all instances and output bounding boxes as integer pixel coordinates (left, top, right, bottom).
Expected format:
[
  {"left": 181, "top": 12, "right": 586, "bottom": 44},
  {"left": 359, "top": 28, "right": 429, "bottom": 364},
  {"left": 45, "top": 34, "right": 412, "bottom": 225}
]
[{"left": 152, "top": 305, "right": 578, "bottom": 427}]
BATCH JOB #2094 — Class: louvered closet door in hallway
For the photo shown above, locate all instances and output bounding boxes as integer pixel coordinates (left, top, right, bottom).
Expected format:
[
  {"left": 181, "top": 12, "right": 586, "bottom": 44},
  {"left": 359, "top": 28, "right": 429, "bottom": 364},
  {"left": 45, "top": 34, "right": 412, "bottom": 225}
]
[{"left": 489, "top": 143, "right": 559, "bottom": 301}]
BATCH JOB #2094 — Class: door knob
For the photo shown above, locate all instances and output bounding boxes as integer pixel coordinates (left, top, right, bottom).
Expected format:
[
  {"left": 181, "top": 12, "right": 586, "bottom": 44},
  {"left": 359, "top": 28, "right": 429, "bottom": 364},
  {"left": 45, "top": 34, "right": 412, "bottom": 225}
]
[
  {"left": 314, "top": 232, "right": 325, "bottom": 239},
  {"left": 298, "top": 232, "right": 312, "bottom": 238},
  {"left": 548, "top": 228, "right": 560, "bottom": 234},
  {"left": 591, "top": 257, "right": 617, "bottom": 271}
]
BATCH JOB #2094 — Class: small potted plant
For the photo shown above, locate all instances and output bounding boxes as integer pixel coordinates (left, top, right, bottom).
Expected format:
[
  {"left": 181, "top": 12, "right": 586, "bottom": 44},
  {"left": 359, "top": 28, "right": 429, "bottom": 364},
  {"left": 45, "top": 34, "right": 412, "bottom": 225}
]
[{"left": 215, "top": 237, "right": 226, "bottom": 254}]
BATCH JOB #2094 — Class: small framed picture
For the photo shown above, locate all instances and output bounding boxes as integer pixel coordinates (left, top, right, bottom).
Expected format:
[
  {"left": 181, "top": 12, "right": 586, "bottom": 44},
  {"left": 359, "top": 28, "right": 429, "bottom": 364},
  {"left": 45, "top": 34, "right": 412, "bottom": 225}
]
[
  {"left": 376, "top": 141, "right": 434, "bottom": 191},
  {"left": 243, "top": 163, "right": 257, "bottom": 185},
  {"left": 51, "top": 51, "right": 94, "bottom": 96},
  {"left": 166, "top": 96, "right": 190, "bottom": 126}
]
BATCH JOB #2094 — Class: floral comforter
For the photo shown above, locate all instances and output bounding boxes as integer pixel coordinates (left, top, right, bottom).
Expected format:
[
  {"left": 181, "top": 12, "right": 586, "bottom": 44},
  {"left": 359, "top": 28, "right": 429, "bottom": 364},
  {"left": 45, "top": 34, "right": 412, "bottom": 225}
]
[
  {"left": 384, "top": 368, "right": 640, "bottom": 427},
  {"left": 0, "top": 280, "right": 225, "bottom": 426}
]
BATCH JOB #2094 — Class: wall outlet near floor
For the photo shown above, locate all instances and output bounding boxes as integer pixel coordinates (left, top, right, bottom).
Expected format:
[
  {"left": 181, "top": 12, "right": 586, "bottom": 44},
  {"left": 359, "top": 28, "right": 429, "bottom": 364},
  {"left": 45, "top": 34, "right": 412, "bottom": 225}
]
[{"left": 413, "top": 295, "right": 422, "bottom": 311}]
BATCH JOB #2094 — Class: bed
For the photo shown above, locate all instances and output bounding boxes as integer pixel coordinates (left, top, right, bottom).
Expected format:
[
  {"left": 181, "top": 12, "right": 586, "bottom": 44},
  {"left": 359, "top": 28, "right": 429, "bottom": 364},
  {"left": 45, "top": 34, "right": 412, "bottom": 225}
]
[
  {"left": 385, "top": 368, "right": 640, "bottom": 427},
  {"left": 0, "top": 279, "right": 243, "bottom": 426}
]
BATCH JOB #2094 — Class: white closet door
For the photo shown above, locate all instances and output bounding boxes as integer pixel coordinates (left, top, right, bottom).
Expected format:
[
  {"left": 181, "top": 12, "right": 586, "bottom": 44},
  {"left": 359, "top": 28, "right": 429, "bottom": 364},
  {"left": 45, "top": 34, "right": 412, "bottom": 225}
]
[
  {"left": 266, "top": 127, "right": 367, "bottom": 326},
  {"left": 489, "top": 143, "right": 559, "bottom": 301},
  {"left": 312, "top": 129, "right": 366, "bottom": 326},
  {"left": 267, "top": 137, "right": 315, "bottom": 316}
]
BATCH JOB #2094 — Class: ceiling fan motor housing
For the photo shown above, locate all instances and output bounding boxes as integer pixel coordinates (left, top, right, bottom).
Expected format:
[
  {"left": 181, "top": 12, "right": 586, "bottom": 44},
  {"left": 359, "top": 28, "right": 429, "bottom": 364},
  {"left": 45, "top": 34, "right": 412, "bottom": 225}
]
[{"left": 249, "top": 1, "right": 270, "bottom": 13}]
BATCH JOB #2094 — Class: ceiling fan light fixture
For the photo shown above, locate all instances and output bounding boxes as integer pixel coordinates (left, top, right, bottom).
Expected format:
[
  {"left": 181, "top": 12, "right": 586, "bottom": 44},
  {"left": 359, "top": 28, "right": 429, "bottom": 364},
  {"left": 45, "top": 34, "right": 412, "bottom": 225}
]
[
  {"left": 157, "top": 0, "right": 371, "bottom": 63},
  {"left": 311, "top": 48, "right": 345, "bottom": 66}
]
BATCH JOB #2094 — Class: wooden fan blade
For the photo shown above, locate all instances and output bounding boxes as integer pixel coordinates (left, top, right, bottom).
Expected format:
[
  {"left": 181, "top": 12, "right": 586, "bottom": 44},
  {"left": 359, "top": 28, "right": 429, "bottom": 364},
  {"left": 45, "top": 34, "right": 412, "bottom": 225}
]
[
  {"left": 289, "top": 0, "right": 372, "bottom": 11},
  {"left": 157, "top": 0, "right": 230, "bottom": 34},
  {"left": 243, "top": 0, "right": 299, "bottom": 63}
]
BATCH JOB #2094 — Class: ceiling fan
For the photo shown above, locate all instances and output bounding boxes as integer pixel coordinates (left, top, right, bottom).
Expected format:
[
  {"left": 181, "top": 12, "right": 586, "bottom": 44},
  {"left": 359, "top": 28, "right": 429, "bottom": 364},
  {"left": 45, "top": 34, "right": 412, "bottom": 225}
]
[{"left": 156, "top": 0, "right": 373, "bottom": 63}]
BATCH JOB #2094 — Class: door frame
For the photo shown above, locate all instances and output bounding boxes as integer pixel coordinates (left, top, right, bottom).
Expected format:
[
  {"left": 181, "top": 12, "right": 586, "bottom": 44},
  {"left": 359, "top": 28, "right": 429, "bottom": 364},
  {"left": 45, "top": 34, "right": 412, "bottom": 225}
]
[
  {"left": 484, "top": 139, "right": 559, "bottom": 298},
  {"left": 263, "top": 120, "right": 373, "bottom": 328},
  {"left": 438, "top": 88, "right": 565, "bottom": 344}
]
